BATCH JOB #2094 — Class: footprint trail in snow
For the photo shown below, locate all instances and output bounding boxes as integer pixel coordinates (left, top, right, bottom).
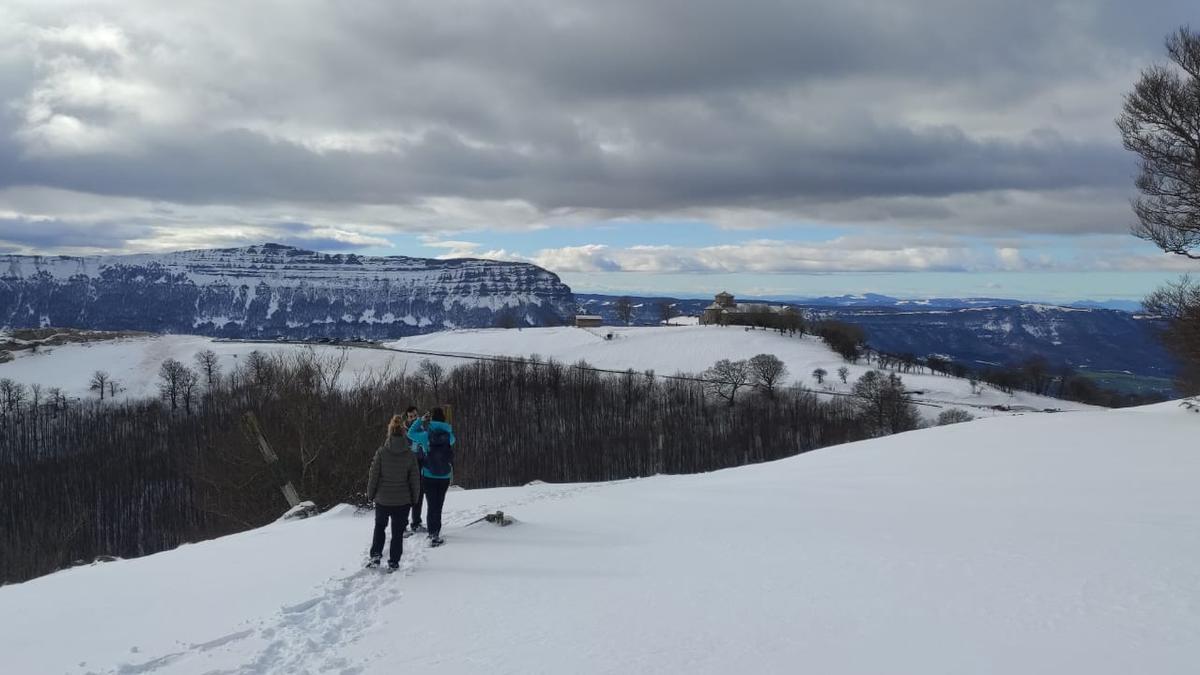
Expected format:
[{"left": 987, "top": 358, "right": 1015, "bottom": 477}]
[{"left": 101, "top": 482, "right": 613, "bottom": 675}]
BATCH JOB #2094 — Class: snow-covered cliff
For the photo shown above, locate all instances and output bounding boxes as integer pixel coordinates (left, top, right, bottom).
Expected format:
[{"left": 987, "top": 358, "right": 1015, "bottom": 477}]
[{"left": 0, "top": 243, "right": 575, "bottom": 337}]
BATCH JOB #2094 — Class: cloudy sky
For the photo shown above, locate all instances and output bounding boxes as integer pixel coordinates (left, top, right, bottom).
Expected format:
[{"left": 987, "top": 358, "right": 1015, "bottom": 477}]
[{"left": 0, "top": 0, "right": 1196, "bottom": 300}]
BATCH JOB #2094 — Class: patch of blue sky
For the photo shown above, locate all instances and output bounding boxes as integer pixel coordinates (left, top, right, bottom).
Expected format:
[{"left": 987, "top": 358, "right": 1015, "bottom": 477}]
[{"left": 360, "top": 221, "right": 1187, "bottom": 302}]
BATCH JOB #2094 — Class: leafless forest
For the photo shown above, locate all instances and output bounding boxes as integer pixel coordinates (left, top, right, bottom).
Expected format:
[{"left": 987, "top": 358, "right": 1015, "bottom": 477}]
[{"left": 1, "top": 348, "right": 879, "bottom": 583}]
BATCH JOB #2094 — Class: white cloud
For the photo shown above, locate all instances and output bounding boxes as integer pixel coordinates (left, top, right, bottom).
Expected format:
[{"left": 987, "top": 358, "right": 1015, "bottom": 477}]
[
  {"left": 995, "top": 247, "right": 1026, "bottom": 271},
  {"left": 519, "top": 240, "right": 977, "bottom": 274},
  {"left": 530, "top": 244, "right": 623, "bottom": 272},
  {"left": 418, "top": 236, "right": 489, "bottom": 259},
  {"left": 459, "top": 237, "right": 1197, "bottom": 275}
]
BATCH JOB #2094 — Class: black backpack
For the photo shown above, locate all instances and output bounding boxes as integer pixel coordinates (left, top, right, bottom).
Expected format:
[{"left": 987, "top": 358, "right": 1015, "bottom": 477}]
[{"left": 423, "top": 425, "right": 454, "bottom": 476}]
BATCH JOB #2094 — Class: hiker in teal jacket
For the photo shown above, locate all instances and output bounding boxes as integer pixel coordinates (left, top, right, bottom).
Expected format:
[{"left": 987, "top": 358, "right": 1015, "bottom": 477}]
[
  {"left": 407, "top": 408, "right": 455, "bottom": 546},
  {"left": 402, "top": 406, "right": 427, "bottom": 534}
]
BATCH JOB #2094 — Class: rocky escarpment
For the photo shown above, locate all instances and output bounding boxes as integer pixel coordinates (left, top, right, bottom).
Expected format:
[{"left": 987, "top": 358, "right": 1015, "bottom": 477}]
[{"left": 0, "top": 244, "right": 575, "bottom": 338}]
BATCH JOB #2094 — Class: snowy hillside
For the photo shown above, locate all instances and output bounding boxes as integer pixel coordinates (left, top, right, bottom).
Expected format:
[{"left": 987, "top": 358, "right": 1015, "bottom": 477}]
[
  {"left": 0, "top": 335, "right": 403, "bottom": 401},
  {"left": 577, "top": 292, "right": 1175, "bottom": 387},
  {"left": 393, "top": 325, "right": 1095, "bottom": 417},
  {"left": 2, "top": 401, "right": 1197, "bottom": 674},
  {"left": 0, "top": 243, "right": 574, "bottom": 337},
  {"left": 0, "top": 325, "right": 1093, "bottom": 418}
]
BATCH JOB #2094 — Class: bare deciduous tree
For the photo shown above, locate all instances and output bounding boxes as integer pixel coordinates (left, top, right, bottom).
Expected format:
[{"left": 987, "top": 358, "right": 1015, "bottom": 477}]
[
  {"left": 837, "top": 366, "right": 850, "bottom": 384},
  {"left": 747, "top": 304, "right": 774, "bottom": 330},
  {"left": 853, "top": 370, "right": 920, "bottom": 436},
  {"left": 615, "top": 296, "right": 635, "bottom": 325},
  {"left": 0, "top": 378, "right": 26, "bottom": 411},
  {"left": 812, "top": 368, "right": 827, "bottom": 385},
  {"left": 703, "top": 358, "right": 752, "bottom": 405},
  {"left": 1119, "top": 27, "right": 1200, "bottom": 394},
  {"left": 657, "top": 300, "right": 678, "bottom": 326},
  {"left": 779, "top": 306, "right": 805, "bottom": 335},
  {"left": 158, "top": 359, "right": 195, "bottom": 411},
  {"left": 1021, "top": 355, "right": 1053, "bottom": 395},
  {"left": 180, "top": 368, "right": 200, "bottom": 415},
  {"left": 749, "top": 353, "right": 788, "bottom": 399},
  {"left": 47, "top": 387, "right": 67, "bottom": 410},
  {"left": 418, "top": 358, "right": 446, "bottom": 399},
  {"left": 1143, "top": 275, "right": 1200, "bottom": 393},
  {"left": 195, "top": 349, "right": 221, "bottom": 390},
  {"left": 1117, "top": 27, "right": 1200, "bottom": 259},
  {"left": 89, "top": 371, "right": 111, "bottom": 401},
  {"left": 244, "top": 350, "right": 274, "bottom": 387}
]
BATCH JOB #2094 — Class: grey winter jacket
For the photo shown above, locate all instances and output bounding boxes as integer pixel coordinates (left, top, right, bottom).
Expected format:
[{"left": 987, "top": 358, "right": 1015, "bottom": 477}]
[{"left": 367, "top": 436, "right": 421, "bottom": 506}]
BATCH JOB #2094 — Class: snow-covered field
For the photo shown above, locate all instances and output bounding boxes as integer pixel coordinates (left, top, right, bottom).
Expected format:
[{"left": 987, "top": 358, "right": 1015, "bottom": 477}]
[
  {"left": 395, "top": 325, "right": 1092, "bottom": 417},
  {"left": 0, "top": 325, "right": 1092, "bottom": 419},
  {"left": 2, "top": 401, "right": 1196, "bottom": 674},
  {"left": 0, "top": 336, "right": 404, "bottom": 401}
]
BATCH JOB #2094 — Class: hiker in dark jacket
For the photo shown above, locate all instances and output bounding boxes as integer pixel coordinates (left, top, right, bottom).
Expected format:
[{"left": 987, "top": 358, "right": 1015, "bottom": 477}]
[
  {"left": 407, "top": 407, "right": 455, "bottom": 546},
  {"left": 366, "top": 414, "right": 422, "bottom": 570},
  {"left": 402, "top": 406, "right": 427, "bottom": 534}
]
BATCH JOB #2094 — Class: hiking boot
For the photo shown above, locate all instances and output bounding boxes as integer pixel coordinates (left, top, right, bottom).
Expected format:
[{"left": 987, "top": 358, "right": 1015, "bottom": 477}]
[
  {"left": 411, "top": 523, "right": 426, "bottom": 533},
  {"left": 429, "top": 535, "right": 445, "bottom": 547},
  {"left": 387, "top": 561, "right": 400, "bottom": 571},
  {"left": 366, "top": 556, "right": 381, "bottom": 569}
]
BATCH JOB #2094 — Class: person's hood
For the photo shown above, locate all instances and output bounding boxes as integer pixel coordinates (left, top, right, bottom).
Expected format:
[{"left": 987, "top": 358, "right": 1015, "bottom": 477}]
[{"left": 384, "top": 435, "right": 409, "bottom": 454}]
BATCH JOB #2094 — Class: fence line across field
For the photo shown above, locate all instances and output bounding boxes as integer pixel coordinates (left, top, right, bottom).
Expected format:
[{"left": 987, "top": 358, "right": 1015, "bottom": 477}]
[
  {"left": 371, "top": 343, "right": 1072, "bottom": 412},
  {"left": 224, "top": 338, "right": 1075, "bottom": 413}
]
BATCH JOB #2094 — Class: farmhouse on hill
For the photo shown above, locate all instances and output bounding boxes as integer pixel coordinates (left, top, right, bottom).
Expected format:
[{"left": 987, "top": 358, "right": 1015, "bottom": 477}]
[{"left": 700, "top": 291, "right": 798, "bottom": 328}]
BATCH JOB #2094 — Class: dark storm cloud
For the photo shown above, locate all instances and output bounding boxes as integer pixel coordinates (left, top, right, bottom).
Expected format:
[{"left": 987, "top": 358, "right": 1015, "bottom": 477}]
[{"left": 0, "top": 0, "right": 1194, "bottom": 242}]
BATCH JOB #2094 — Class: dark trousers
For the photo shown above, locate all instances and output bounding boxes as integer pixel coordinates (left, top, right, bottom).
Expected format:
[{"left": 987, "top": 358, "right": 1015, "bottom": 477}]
[
  {"left": 370, "top": 504, "right": 411, "bottom": 564},
  {"left": 422, "top": 476, "right": 451, "bottom": 537},
  {"left": 411, "top": 460, "right": 426, "bottom": 527}
]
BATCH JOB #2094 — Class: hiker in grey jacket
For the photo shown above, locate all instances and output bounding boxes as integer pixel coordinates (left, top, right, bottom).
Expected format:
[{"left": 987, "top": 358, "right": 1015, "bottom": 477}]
[{"left": 366, "top": 414, "right": 422, "bottom": 570}]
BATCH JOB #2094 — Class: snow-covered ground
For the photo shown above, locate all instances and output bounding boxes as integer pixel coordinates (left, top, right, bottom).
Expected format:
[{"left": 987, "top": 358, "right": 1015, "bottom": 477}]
[
  {"left": 393, "top": 325, "right": 1093, "bottom": 418},
  {"left": 2, "top": 401, "right": 1197, "bottom": 674},
  {"left": 0, "top": 325, "right": 1093, "bottom": 419},
  {"left": 0, "top": 336, "right": 404, "bottom": 402}
]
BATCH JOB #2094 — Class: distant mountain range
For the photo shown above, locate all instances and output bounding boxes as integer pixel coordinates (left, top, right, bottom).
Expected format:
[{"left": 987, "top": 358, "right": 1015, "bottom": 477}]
[
  {"left": 774, "top": 293, "right": 1144, "bottom": 313},
  {"left": 582, "top": 292, "right": 1143, "bottom": 312},
  {"left": 0, "top": 245, "right": 1176, "bottom": 394},
  {"left": 575, "top": 293, "right": 1177, "bottom": 392},
  {"left": 0, "top": 244, "right": 574, "bottom": 338}
]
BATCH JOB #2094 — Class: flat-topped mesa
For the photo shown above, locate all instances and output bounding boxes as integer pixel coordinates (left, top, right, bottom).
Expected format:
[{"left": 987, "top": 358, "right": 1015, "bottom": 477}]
[{"left": 0, "top": 244, "right": 575, "bottom": 338}]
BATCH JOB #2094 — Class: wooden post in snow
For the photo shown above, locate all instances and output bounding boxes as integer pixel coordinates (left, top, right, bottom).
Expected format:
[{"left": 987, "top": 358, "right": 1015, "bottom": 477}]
[{"left": 241, "top": 412, "right": 301, "bottom": 508}]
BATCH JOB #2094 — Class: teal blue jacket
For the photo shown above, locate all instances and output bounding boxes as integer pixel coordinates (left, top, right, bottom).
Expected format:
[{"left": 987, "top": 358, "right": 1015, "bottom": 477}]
[{"left": 407, "top": 419, "right": 456, "bottom": 479}]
